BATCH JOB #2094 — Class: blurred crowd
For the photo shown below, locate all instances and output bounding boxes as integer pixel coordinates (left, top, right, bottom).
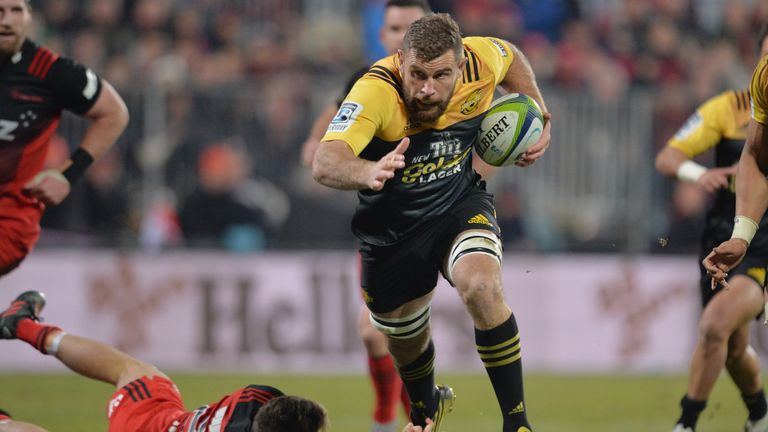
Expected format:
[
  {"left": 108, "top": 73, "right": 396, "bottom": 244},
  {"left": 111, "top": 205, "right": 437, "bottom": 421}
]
[{"left": 29, "top": 0, "right": 768, "bottom": 253}]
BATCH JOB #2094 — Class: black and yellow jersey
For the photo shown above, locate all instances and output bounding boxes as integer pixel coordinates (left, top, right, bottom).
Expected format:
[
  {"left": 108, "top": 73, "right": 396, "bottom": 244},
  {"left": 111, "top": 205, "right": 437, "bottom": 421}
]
[
  {"left": 667, "top": 89, "right": 767, "bottom": 229},
  {"left": 321, "top": 36, "right": 514, "bottom": 245},
  {"left": 750, "top": 55, "right": 768, "bottom": 125}
]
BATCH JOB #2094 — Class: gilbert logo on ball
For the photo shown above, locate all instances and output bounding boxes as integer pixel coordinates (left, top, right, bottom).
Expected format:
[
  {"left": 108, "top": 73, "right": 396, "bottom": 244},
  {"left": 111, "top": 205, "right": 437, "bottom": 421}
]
[{"left": 475, "top": 93, "right": 543, "bottom": 167}]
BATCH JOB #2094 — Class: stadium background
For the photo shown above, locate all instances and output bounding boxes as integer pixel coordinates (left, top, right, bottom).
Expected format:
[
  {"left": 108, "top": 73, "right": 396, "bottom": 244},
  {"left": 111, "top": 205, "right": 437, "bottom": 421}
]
[{"left": 3, "top": 0, "right": 768, "bottom": 430}]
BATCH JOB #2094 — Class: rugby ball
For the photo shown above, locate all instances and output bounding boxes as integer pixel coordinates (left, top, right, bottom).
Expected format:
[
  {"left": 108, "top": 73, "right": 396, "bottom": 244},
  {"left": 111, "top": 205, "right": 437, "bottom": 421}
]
[{"left": 474, "top": 93, "right": 544, "bottom": 167}]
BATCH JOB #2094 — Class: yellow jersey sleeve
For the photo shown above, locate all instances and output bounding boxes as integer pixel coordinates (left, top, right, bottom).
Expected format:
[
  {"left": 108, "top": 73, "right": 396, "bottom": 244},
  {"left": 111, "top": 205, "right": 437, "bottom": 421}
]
[
  {"left": 321, "top": 72, "right": 399, "bottom": 155},
  {"left": 463, "top": 37, "right": 515, "bottom": 85},
  {"left": 668, "top": 92, "right": 730, "bottom": 158},
  {"left": 750, "top": 55, "right": 768, "bottom": 125}
]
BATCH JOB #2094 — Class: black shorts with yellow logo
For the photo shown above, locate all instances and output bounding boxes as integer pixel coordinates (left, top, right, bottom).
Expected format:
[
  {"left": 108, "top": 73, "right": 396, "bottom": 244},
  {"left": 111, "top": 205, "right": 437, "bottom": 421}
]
[
  {"left": 698, "top": 215, "right": 768, "bottom": 308},
  {"left": 359, "top": 181, "right": 500, "bottom": 313}
]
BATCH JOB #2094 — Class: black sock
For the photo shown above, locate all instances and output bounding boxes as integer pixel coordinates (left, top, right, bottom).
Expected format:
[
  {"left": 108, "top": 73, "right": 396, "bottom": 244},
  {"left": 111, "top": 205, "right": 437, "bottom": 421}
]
[
  {"left": 743, "top": 389, "right": 768, "bottom": 421},
  {"left": 476, "top": 314, "right": 531, "bottom": 432},
  {"left": 677, "top": 395, "right": 706, "bottom": 429},
  {"left": 398, "top": 340, "right": 437, "bottom": 426}
]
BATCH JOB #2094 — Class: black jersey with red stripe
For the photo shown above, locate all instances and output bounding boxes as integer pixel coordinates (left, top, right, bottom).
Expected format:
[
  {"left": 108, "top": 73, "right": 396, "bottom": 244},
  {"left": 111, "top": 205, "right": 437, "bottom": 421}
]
[
  {"left": 0, "top": 39, "right": 102, "bottom": 190},
  {"left": 178, "top": 384, "right": 284, "bottom": 432}
]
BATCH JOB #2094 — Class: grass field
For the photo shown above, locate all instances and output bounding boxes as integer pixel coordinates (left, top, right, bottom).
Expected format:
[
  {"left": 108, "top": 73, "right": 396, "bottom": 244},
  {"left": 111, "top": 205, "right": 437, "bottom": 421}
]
[{"left": 0, "top": 372, "right": 752, "bottom": 431}]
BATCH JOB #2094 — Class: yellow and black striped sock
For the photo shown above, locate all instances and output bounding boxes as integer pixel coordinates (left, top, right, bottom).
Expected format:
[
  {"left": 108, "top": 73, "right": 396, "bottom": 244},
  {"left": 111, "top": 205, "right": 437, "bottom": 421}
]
[
  {"left": 398, "top": 340, "right": 437, "bottom": 427},
  {"left": 476, "top": 314, "right": 532, "bottom": 432}
]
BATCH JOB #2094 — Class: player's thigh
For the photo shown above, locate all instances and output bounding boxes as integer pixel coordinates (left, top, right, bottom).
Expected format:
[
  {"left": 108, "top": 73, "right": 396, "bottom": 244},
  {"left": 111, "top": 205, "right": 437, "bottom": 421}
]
[
  {"left": 700, "top": 275, "right": 763, "bottom": 331},
  {"left": 359, "top": 241, "right": 439, "bottom": 314}
]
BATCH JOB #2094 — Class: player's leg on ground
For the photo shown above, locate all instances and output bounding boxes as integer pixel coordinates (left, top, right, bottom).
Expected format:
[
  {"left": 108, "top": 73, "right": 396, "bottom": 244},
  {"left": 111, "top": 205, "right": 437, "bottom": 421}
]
[
  {"left": 677, "top": 275, "right": 763, "bottom": 429},
  {"left": 0, "top": 291, "right": 166, "bottom": 389},
  {"left": 451, "top": 251, "right": 531, "bottom": 432},
  {"left": 372, "top": 293, "right": 437, "bottom": 426},
  {"left": 359, "top": 307, "right": 407, "bottom": 431}
]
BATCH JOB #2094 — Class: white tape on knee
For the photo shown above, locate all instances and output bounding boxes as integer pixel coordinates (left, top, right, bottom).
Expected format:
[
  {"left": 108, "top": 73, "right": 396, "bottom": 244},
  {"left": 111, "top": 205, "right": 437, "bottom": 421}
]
[
  {"left": 446, "top": 230, "right": 502, "bottom": 284},
  {"left": 369, "top": 305, "right": 431, "bottom": 339}
]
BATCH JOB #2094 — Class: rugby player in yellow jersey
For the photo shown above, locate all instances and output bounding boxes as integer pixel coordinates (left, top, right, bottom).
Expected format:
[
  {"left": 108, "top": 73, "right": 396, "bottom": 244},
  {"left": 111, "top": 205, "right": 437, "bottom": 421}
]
[
  {"left": 658, "top": 29, "right": 768, "bottom": 432},
  {"left": 313, "top": 13, "right": 551, "bottom": 432}
]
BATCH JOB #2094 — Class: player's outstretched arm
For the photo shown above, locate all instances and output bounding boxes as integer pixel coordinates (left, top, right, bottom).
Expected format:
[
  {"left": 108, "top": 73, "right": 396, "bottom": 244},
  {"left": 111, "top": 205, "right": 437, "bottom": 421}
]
[
  {"left": 22, "top": 80, "right": 129, "bottom": 206},
  {"left": 498, "top": 41, "right": 550, "bottom": 167},
  {"left": 313, "top": 138, "right": 409, "bottom": 191},
  {"left": 54, "top": 332, "right": 168, "bottom": 389}
]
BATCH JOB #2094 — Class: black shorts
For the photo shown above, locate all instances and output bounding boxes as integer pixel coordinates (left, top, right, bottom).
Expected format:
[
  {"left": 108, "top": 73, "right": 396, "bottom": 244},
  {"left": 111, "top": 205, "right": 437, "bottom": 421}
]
[
  {"left": 698, "top": 217, "right": 768, "bottom": 308},
  {"left": 359, "top": 184, "right": 500, "bottom": 313}
]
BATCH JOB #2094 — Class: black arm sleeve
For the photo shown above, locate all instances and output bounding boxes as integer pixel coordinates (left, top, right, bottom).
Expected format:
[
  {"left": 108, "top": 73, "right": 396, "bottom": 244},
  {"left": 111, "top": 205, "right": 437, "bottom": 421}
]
[{"left": 45, "top": 56, "right": 103, "bottom": 115}]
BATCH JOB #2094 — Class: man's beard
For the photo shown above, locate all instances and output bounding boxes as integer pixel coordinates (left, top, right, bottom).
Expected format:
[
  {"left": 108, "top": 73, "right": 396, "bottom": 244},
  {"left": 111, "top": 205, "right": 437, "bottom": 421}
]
[
  {"left": 0, "top": 34, "right": 21, "bottom": 59},
  {"left": 405, "top": 90, "right": 453, "bottom": 124}
]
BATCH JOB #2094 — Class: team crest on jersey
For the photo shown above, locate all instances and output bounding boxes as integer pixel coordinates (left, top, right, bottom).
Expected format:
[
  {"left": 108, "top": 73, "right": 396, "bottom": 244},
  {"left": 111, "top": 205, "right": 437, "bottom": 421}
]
[
  {"left": 461, "top": 89, "right": 483, "bottom": 115},
  {"left": 328, "top": 102, "right": 363, "bottom": 133}
]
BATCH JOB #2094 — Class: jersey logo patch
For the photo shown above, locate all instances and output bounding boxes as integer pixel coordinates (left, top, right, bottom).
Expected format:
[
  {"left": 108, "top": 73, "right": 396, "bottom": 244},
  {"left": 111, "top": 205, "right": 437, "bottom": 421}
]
[
  {"left": 490, "top": 39, "right": 508, "bottom": 57},
  {"left": 468, "top": 214, "right": 493, "bottom": 227},
  {"left": 328, "top": 102, "right": 363, "bottom": 133}
]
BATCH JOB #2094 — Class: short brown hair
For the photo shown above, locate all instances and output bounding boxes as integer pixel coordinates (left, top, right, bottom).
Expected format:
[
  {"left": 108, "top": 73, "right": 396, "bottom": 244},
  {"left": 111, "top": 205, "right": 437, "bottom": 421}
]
[
  {"left": 253, "top": 396, "right": 328, "bottom": 432},
  {"left": 386, "top": 0, "right": 430, "bottom": 13},
  {"left": 403, "top": 13, "right": 463, "bottom": 62}
]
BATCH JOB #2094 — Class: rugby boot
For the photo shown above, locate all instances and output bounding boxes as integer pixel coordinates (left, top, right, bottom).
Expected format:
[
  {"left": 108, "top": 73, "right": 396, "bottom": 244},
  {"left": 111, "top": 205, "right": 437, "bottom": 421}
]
[
  {"left": 0, "top": 291, "right": 46, "bottom": 339},
  {"left": 672, "top": 424, "right": 693, "bottom": 432},
  {"left": 430, "top": 384, "right": 455, "bottom": 432}
]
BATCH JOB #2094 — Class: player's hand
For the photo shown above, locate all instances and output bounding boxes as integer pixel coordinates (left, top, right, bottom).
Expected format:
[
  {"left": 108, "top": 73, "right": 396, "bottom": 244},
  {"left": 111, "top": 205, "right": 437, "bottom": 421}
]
[
  {"left": 368, "top": 137, "right": 409, "bottom": 191},
  {"left": 515, "top": 111, "right": 551, "bottom": 168},
  {"left": 697, "top": 165, "right": 736, "bottom": 193},
  {"left": 22, "top": 169, "right": 71, "bottom": 206},
  {"left": 402, "top": 419, "right": 433, "bottom": 432},
  {"left": 702, "top": 238, "right": 749, "bottom": 289}
]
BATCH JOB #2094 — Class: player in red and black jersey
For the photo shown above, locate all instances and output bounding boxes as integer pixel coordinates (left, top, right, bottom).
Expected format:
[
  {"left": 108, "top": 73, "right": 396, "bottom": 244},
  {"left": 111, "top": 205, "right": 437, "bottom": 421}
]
[
  {"left": 0, "top": 291, "right": 330, "bottom": 432},
  {"left": 0, "top": 0, "right": 129, "bottom": 277}
]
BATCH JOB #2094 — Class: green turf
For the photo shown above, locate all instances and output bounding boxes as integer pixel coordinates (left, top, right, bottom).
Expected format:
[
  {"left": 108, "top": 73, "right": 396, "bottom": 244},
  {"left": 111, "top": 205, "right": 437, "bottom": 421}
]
[{"left": 0, "top": 373, "right": 752, "bottom": 431}]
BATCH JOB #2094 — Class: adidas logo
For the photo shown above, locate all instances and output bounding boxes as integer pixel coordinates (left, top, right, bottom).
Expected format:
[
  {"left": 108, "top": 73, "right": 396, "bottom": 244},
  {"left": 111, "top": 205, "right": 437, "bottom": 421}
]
[
  {"left": 508, "top": 401, "right": 525, "bottom": 415},
  {"left": 467, "top": 214, "right": 492, "bottom": 226}
]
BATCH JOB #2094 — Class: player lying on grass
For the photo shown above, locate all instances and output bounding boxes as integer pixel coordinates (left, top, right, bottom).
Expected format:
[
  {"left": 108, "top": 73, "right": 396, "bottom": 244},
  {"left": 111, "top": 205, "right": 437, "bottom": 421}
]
[{"left": 0, "top": 291, "right": 436, "bottom": 432}]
